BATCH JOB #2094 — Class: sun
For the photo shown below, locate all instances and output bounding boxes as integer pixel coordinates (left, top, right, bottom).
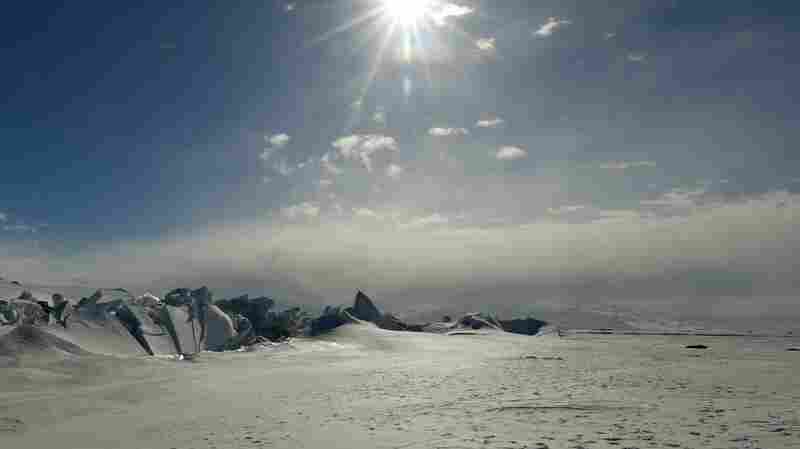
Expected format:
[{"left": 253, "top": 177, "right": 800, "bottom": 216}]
[{"left": 383, "top": 0, "right": 433, "bottom": 26}]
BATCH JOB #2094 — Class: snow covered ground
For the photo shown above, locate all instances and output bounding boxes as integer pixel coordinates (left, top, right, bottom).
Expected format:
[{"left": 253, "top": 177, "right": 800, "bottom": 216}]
[{"left": 1, "top": 322, "right": 799, "bottom": 449}]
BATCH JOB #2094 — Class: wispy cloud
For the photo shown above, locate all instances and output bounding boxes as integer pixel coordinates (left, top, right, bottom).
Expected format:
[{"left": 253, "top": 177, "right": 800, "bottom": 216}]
[
  {"left": 534, "top": 17, "right": 572, "bottom": 37},
  {"left": 597, "top": 161, "right": 657, "bottom": 170},
  {"left": 540, "top": 204, "right": 653, "bottom": 225},
  {"left": 0, "top": 212, "right": 7, "bottom": 222},
  {"left": 627, "top": 52, "right": 647, "bottom": 62},
  {"left": 547, "top": 205, "right": 586, "bottom": 215},
  {"left": 475, "top": 117, "right": 504, "bottom": 128},
  {"left": 332, "top": 134, "right": 398, "bottom": 172},
  {"left": 353, "top": 207, "right": 383, "bottom": 220},
  {"left": 430, "top": 3, "right": 474, "bottom": 26},
  {"left": 281, "top": 202, "right": 320, "bottom": 220},
  {"left": 373, "top": 110, "right": 386, "bottom": 126},
  {"left": 272, "top": 158, "right": 297, "bottom": 176},
  {"left": 320, "top": 152, "right": 344, "bottom": 176},
  {"left": 494, "top": 146, "right": 528, "bottom": 161},
  {"left": 475, "top": 37, "right": 496, "bottom": 51},
  {"left": 259, "top": 148, "right": 276, "bottom": 161},
  {"left": 285, "top": 2, "right": 296, "bottom": 13},
  {"left": 640, "top": 188, "right": 706, "bottom": 208},
  {"left": 2, "top": 224, "right": 38, "bottom": 233},
  {"left": 428, "top": 127, "right": 469, "bottom": 137}
]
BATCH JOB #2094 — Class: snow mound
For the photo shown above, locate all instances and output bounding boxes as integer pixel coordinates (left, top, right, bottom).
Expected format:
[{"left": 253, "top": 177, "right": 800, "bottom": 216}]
[{"left": 0, "top": 325, "right": 90, "bottom": 361}]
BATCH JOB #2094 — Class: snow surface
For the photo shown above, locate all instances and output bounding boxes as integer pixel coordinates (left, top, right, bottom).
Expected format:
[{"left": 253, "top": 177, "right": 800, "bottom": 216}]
[{"left": 1, "top": 322, "right": 799, "bottom": 448}]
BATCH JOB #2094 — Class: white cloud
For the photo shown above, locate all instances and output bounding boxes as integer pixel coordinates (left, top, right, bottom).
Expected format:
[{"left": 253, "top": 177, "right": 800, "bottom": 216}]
[
  {"left": 332, "top": 134, "right": 398, "bottom": 172},
  {"left": 285, "top": 2, "right": 296, "bottom": 12},
  {"left": 475, "top": 37, "right": 496, "bottom": 51},
  {"left": 534, "top": 17, "right": 572, "bottom": 37},
  {"left": 431, "top": 3, "right": 474, "bottom": 26},
  {"left": 627, "top": 53, "right": 647, "bottom": 62},
  {"left": 428, "top": 127, "right": 469, "bottom": 137},
  {"left": 373, "top": 111, "right": 386, "bottom": 126},
  {"left": 597, "top": 161, "right": 657, "bottom": 170},
  {"left": 319, "top": 179, "right": 334, "bottom": 188},
  {"left": 604, "top": 32, "right": 616, "bottom": 40},
  {"left": 386, "top": 164, "right": 404, "bottom": 178},
  {"left": 266, "top": 133, "right": 291, "bottom": 148},
  {"left": 475, "top": 117, "right": 504, "bottom": 128},
  {"left": 262, "top": 176, "right": 272, "bottom": 184},
  {"left": 281, "top": 202, "right": 320, "bottom": 220},
  {"left": 0, "top": 212, "right": 7, "bottom": 222},
  {"left": 494, "top": 146, "right": 528, "bottom": 161}
]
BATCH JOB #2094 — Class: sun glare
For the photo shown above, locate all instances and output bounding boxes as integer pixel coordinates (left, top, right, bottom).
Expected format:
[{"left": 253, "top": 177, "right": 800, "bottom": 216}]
[{"left": 383, "top": 0, "right": 432, "bottom": 26}]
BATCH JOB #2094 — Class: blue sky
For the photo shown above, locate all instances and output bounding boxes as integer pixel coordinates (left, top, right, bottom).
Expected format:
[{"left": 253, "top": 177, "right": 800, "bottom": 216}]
[{"left": 2, "top": 1, "right": 799, "bottom": 322}]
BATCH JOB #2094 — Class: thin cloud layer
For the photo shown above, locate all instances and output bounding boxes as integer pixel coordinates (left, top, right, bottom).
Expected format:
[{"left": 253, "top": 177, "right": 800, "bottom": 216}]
[
  {"left": 32, "top": 190, "right": 800, "bottom": 321},
  {"left": 597, "top": 161, "right": 657, "bottom": 170}
]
